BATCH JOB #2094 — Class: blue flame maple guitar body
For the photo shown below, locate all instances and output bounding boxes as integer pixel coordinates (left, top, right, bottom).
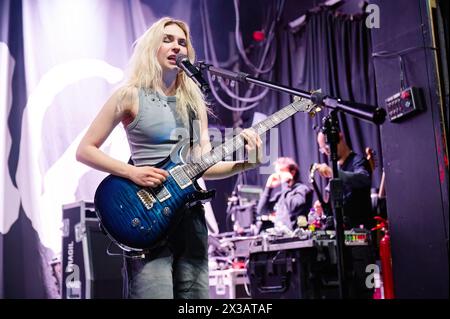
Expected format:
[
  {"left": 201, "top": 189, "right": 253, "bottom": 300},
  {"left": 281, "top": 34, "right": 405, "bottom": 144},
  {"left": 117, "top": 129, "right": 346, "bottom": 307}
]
[{"left": 94, "top": 143, "right": 214, "bottom": 251}]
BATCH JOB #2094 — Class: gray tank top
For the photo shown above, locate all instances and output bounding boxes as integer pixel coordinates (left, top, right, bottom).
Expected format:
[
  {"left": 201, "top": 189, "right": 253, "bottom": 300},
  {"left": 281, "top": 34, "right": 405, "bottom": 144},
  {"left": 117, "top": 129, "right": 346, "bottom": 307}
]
[{"left": 125, "top": 89, "right": 188, "bottom": 167}]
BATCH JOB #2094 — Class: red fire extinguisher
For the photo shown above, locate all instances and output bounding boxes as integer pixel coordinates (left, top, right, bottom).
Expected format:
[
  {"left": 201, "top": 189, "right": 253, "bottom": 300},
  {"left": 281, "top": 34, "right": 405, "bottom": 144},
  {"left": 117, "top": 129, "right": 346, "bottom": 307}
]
[{"left": 372, "top": 216, "right": 395, "bottom": 299}]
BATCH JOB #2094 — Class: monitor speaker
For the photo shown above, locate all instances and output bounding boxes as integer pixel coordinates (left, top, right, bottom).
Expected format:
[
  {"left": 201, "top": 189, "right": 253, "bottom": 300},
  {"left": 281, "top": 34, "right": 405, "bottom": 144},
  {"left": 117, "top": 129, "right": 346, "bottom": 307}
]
[{"left": 61, "top": 201, "right": 123, "bottom": 299}]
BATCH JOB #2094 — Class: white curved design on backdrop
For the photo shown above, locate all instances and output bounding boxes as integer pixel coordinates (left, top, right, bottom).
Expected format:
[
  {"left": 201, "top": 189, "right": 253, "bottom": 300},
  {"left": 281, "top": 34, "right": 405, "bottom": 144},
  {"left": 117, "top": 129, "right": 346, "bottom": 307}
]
[
  {"left": 16, "top": 59, "right": 125, "bottom": 254},
  {"left": 0, "top": 42, "right": 21, "bottom": 234}
]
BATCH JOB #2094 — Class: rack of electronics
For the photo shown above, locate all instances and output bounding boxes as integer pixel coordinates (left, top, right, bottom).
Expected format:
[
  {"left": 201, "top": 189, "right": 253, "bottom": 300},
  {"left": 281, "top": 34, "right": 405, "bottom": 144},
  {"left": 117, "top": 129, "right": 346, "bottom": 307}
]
[{"left": 208, "top": 227, "right": 374, "bottom": 299}]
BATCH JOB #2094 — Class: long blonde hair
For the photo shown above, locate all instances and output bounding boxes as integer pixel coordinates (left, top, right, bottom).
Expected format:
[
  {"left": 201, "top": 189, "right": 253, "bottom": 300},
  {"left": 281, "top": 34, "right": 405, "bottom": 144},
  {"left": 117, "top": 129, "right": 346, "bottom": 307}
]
[{"left": 121, "top": 17, "right": 207, "bottom": 126}]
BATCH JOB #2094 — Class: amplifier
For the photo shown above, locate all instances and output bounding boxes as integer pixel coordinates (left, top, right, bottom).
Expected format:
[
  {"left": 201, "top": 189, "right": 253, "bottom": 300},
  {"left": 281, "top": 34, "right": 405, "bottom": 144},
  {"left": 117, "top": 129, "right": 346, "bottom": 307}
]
[
  {"left": 61, "top": 201, "right": 123, "bottom": 299},
  {"left": 248, "top": 248, "right": 317, "bottom": 299}
]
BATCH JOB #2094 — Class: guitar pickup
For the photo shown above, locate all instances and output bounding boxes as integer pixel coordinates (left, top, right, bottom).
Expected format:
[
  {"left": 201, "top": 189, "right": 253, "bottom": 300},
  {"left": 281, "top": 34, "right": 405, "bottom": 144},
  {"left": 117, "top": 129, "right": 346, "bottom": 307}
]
[
  {"left": 154, "top": 185, "right": 171, "bottom": 202},
  {"left": 169, "top": 166, "right": 192, "bottom": 189}
]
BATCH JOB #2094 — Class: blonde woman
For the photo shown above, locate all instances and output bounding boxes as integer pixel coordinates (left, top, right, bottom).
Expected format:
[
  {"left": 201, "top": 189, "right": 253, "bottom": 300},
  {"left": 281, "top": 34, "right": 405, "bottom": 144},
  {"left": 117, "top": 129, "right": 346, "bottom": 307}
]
[{"left": 76, "top": 17, "right": 262, "bottom": 299}]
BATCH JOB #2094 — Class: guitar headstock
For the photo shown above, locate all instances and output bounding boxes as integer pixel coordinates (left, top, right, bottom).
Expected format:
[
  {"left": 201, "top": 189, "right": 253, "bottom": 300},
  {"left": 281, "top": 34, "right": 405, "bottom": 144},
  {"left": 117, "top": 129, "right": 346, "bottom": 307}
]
[{"left": 292, "top": 90, "right": 322, "bottom": 117}]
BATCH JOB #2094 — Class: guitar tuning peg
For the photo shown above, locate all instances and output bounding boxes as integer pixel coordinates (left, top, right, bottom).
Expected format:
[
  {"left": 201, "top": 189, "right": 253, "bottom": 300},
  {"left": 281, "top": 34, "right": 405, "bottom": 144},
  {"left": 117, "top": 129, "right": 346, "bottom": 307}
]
[
  {"left": 230, "top": 80, "right": 235, "bottom": 88},
  {"left": 211, "top": 74, "right": 216, "bottom": 81},
  {"left": 308, "top": 106, "right": 323, "bottom": 118}
]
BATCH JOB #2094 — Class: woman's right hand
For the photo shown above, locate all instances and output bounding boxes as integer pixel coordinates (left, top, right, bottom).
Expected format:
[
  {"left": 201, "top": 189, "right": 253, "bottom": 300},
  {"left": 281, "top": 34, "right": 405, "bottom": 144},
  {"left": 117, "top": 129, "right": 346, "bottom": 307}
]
[{"left": 128, "top": 165, "right": 169, "bottom": 187}]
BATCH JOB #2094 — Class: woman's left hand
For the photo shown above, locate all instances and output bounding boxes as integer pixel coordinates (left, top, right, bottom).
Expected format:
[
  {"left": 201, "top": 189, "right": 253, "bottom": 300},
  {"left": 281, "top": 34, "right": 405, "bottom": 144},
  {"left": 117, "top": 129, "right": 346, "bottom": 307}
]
[{"left": 241, "top": 128, "right": 263, "bottom": 166}]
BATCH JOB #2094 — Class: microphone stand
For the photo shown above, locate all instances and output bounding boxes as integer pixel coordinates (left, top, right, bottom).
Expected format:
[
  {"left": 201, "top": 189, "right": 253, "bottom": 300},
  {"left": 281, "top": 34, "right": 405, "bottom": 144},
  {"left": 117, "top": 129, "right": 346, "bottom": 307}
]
[
  {"left": 196, "top": 62, "right": 386, "bottom": 125},
  {"left": 197, "top": 62, "right": 386, "bottom": 299},
  {"left": 321, "top": 111, "right": 347, "bottom": 298}
]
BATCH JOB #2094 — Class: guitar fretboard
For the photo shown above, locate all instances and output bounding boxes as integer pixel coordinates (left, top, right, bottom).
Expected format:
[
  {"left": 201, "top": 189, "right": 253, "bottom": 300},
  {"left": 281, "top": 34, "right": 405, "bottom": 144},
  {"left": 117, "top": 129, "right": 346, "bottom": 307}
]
[{"left": 184, "top": 97, "right": 313, "bottom": 179}]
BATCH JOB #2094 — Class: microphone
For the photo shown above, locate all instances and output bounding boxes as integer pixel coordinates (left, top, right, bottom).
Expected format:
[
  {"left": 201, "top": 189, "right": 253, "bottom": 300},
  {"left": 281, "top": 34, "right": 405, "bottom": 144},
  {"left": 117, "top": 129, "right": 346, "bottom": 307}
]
[{"left": 175, "top": 54, "right": 210, "bottom": 93}]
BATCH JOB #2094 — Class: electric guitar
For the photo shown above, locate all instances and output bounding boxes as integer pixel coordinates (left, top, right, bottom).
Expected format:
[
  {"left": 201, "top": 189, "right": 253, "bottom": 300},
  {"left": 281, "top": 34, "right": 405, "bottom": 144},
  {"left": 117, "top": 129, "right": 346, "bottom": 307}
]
[{"left": 94, "top": 96, "right": 320, "bottom": 251}]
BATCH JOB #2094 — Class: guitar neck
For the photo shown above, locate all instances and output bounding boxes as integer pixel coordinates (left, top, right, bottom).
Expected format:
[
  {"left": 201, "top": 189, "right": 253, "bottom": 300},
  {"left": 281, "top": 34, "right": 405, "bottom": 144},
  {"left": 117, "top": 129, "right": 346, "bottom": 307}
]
[{"left": 184, "top": 98, "right": 313, "bottom": 179}]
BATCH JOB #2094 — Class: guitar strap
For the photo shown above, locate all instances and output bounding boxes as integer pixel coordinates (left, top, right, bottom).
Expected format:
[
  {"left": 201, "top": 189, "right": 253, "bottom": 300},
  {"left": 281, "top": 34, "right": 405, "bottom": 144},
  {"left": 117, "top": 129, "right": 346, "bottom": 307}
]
[{"left": 189, "top": 107, "right": 195, "bottom": 149}]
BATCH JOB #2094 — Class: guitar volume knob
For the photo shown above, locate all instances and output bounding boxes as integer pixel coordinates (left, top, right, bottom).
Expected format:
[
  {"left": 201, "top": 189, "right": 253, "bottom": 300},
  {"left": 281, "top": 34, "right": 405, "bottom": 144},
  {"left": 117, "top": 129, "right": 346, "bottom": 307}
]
[
  {"left": 163, "top": 207, "right": 171, "bottom": 216},
  {"left": 131, "top": 218, "right": 141, "bottom": 228}
]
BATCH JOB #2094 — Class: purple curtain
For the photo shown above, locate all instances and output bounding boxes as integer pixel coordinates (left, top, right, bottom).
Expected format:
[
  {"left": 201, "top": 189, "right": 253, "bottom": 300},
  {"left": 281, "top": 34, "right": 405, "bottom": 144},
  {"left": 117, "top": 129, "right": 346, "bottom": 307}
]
[{"left": 242, "top": 7, "right": 382, "bottom": 199}]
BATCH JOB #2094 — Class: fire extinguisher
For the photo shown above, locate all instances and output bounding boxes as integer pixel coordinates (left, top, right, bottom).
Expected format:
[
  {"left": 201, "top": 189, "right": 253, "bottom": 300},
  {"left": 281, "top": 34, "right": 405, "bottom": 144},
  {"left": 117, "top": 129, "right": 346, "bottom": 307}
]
[{"left": 372, "top": 216, "right": 395, "bottom": 299}]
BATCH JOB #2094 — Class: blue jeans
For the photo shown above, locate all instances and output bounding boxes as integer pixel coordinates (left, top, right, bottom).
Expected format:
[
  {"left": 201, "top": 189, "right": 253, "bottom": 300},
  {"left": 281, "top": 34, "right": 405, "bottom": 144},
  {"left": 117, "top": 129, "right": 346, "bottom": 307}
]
[{"left": 123, "top": 204, "right": 209, "bottom": 299}]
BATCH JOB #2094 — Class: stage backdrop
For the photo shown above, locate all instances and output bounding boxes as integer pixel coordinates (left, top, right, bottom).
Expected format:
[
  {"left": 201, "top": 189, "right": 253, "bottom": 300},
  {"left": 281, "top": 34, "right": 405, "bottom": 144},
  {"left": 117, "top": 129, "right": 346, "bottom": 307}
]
[{"left": 0, "top": 0, "right": 207, "bottom": 298}]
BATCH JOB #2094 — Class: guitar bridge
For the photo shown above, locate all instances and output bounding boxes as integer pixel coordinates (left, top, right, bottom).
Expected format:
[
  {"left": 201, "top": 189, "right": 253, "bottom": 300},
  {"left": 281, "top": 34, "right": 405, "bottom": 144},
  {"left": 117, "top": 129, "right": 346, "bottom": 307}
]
[
  {"left": 169, "top": 166, "right": 192, "bottom": 189},
  {"left": 137, "top": 189, "right": 156, "bottom": 210}
]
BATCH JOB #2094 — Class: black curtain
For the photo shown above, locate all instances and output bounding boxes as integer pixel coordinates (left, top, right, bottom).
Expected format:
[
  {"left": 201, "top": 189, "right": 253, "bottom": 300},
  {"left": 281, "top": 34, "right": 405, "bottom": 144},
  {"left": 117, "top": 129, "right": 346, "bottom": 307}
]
[{"left": 243, "top": 7, "right": 382, "bottom": 198}]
